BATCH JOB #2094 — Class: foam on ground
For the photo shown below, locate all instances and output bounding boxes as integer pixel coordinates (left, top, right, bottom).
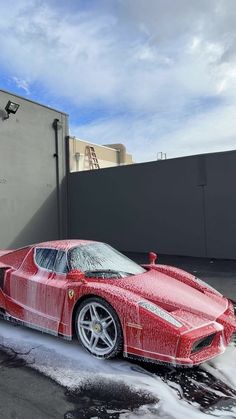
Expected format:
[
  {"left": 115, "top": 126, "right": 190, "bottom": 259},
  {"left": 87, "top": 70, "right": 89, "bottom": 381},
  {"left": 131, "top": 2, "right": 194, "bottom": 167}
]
[{"left": 0, "top": 320, "right": 236, "bottom": 418}]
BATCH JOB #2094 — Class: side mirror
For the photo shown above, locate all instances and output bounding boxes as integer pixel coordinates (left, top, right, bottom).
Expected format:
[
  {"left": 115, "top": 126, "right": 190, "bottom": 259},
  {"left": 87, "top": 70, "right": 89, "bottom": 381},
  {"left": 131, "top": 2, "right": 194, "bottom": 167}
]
[
  {"left": 149, "top": 252, "right": 158, "bottom": 265},
  {"left": 66, "top": 269, "right": 84, "bottom": 282}
]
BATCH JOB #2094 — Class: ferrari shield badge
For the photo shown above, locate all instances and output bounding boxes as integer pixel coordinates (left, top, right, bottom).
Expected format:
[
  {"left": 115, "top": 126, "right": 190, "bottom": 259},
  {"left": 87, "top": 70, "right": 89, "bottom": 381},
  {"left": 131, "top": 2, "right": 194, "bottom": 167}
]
[{"left": 68, "top": 289, "right": 75, "bottom": 299}]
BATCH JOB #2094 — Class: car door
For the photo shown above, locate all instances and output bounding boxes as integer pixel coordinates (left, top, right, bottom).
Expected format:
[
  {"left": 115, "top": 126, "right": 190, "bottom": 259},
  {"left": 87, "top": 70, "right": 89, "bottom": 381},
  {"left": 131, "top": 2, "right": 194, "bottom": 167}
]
[
  {"left": 44, "top": 250, "right": 70, "bottom": 334},
  {"left": 5, "top": 247, "right": 57, "bottom": 329}
]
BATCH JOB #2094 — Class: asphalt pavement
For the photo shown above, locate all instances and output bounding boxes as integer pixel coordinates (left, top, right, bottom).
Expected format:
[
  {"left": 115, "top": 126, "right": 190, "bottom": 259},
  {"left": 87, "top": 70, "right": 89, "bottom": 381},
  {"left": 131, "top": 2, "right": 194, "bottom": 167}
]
[{"left": 0, "top": 348, "right": 74, "bottom": 419}]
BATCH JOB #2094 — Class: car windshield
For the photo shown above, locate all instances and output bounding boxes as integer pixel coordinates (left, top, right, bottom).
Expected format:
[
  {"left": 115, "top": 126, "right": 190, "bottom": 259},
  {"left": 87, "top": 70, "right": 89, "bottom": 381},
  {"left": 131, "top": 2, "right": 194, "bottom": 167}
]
[{"left": 68, "top": 242, "right": 146, "bottom": 276}]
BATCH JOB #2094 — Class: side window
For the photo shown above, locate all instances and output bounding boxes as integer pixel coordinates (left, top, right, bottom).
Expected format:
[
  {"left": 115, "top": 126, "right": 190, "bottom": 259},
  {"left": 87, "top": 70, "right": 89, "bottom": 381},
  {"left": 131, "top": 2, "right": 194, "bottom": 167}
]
[
  {"left": 54, "top": 250, "right": 68, "bottom": 274},
  {"left": 35, "top": 248, "right": 58, "bottom": 271}
]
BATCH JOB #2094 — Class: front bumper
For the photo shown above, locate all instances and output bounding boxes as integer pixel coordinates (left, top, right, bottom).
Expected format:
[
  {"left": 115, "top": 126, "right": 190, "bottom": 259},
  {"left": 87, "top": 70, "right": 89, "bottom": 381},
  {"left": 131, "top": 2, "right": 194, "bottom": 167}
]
[
  {"left": 125, "top": 302, "right": 236, "bottom": 366},
  {"left": 177, "top": 303, "right": 236, "bottom": 365}
]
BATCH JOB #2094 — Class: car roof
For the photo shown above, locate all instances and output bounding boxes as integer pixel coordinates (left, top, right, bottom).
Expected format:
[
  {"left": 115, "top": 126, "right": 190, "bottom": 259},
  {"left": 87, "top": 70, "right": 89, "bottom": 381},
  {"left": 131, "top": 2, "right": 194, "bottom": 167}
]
[{"left": 36, "top": 239, "right": 97, "bottom": 251}]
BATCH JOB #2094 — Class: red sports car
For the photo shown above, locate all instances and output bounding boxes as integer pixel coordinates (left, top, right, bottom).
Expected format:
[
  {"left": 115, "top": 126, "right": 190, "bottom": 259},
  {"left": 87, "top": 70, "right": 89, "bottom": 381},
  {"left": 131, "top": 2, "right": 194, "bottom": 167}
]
[{"left": 0, "top": 240, "right": 235, "bottom": 366}]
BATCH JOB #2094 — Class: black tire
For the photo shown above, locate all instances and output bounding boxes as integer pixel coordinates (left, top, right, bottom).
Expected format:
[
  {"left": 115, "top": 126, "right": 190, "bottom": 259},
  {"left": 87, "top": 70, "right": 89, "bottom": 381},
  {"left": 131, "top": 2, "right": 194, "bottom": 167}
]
[{"left": 75, "top": 296, "right": 123, "bottom": 359}]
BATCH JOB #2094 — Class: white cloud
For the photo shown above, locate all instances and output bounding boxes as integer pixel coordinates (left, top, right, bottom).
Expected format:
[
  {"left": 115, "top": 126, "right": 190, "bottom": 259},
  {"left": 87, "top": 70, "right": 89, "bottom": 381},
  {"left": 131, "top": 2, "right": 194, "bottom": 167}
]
[
  {"left": 0, "top": 0, "right": 236, "bottom": 160},
  {"left": 12, "top": 77, "right": 30, "bottom": 95},
  {"left": 72, "top": 103, "right": 236, "bottom": 162}
]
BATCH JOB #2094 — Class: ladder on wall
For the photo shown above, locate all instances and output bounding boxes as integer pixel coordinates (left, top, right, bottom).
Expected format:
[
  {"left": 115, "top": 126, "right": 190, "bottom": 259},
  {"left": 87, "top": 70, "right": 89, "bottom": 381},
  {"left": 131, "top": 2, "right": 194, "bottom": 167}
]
[{"left": 84, "top": 146, "right": 100, "bottom": 170}]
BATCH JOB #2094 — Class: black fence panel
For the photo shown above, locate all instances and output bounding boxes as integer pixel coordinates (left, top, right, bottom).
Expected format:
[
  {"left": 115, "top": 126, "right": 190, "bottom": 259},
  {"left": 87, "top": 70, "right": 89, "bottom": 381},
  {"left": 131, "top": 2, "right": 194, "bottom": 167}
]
[
  {"left": 69, "top": 155, "right": 206, "bottom": 257},
  {"left": 68, "top": 150, "right": 236, "bottom": 259},
  {"left": 204, "top": 151, "right": 236, "bottom": 259}
]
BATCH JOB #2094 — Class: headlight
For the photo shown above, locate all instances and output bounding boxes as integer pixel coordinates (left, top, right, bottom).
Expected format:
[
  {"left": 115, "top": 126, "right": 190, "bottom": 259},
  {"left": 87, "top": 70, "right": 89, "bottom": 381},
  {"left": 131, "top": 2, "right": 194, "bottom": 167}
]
[
  {"left": 138, "top": 301, "right": 182, "bottom": 328},
  {"left": 194, "top": 277, "right": 222, "bottom": 296}
]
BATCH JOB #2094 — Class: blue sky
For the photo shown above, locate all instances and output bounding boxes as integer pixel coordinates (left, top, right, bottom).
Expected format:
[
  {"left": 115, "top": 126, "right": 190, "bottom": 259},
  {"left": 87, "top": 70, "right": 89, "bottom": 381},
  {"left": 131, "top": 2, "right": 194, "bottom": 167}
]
[{"left": 1, "top": 0, "right": 236, "bottom": 162}]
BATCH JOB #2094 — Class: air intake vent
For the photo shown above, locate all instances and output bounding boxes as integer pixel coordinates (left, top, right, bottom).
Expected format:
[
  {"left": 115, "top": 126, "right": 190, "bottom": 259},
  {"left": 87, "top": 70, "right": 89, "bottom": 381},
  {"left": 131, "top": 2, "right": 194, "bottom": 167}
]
[{"left": 192, "top": 333, "right": 215, "bottom": 353}]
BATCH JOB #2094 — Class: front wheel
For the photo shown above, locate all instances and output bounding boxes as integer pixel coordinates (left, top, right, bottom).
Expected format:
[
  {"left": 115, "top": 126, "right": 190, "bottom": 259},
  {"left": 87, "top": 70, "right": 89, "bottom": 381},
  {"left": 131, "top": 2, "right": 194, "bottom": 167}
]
[{"left": 75, "top": 297, "right": 123, "bottom": 359}]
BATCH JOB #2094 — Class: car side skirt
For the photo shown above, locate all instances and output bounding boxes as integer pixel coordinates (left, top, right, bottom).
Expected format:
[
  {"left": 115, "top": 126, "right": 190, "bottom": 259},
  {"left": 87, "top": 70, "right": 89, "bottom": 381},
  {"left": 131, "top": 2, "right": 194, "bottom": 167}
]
[{"left": 0, "top": 311, "right": 72, "bottom": 341}]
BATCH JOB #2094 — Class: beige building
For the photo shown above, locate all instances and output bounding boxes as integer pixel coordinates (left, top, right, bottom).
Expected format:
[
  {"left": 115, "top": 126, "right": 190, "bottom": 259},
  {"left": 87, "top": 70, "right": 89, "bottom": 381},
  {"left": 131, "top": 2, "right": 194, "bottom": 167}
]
[{"left": 69, "top": 136, "right": 133, "bottom": 172}]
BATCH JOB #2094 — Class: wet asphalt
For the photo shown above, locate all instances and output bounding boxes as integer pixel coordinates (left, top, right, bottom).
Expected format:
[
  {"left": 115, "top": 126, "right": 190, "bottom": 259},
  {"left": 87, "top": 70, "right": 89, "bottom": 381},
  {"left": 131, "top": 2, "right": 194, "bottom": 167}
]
[
  {"left": 0, "top": 254, "right": 236, "bottom": 419},
  {"left": 0, "top": 346, "right": 157, "bottom": 419},
  {"left": 0, "top": 348, "right": 73, "bottom": 419}
]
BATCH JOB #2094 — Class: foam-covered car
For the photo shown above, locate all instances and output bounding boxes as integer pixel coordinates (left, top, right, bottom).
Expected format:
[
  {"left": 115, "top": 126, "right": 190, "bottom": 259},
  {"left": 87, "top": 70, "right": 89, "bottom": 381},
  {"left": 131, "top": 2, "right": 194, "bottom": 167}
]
[{"left": 0, "top": 240, "right": 235, "bottom": 366}]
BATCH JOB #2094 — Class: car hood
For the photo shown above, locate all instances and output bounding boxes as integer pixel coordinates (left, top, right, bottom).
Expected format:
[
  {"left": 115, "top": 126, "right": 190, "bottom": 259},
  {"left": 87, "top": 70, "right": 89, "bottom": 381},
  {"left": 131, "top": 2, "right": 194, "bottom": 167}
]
[{"left": 114, "top": 269, "right": 228, "bottom": 322}]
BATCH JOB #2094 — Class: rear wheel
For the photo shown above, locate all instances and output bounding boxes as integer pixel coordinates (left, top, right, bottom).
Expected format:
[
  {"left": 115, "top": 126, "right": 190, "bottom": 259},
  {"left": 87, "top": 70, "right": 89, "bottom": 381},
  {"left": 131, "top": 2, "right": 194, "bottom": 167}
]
[{"left": 75, "top": 297, "right": 123, "bottom": 359}]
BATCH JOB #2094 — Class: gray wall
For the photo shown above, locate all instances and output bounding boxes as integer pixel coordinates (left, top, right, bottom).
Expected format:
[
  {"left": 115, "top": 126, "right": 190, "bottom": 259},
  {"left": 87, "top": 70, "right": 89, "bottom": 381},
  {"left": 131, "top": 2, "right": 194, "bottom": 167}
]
[
  {"left": 0, "top": 90, "right": 68, "bottom": 249},
  {"left": 1, "top": 88, "right": 235, "bottom": 260},
  {"left": 204, "top": 152, "right": 236, "bottom": 259},
  {"left": 68, "top": 150, "right": 236, "bottom": 259}
]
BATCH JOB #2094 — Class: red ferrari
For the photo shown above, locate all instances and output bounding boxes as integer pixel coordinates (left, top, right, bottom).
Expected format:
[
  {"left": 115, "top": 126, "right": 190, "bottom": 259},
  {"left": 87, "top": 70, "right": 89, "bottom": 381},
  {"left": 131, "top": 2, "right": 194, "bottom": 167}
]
[{"left": 0, "top": 240, "right": 235, "bottom": 366}]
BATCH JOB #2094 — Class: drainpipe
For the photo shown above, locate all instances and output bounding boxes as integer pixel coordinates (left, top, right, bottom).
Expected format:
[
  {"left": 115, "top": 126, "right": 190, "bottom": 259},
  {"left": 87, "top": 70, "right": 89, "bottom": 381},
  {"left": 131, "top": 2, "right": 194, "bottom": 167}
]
[{"left": 53, "top": 118, "right": 62, "bottom": 239}]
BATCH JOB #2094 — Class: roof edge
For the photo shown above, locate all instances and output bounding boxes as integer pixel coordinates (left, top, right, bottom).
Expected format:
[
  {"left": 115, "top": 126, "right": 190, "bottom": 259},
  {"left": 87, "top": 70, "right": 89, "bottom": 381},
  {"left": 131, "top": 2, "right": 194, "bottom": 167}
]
[{"left": 0, "top": 88, "right": 69, "bottom": 116}]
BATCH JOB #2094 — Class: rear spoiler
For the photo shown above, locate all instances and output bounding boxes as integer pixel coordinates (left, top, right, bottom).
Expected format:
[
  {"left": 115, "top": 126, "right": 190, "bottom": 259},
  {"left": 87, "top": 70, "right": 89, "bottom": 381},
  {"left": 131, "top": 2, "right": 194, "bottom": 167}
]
[
  {"left": 0, "top": 250, "right": 15, "bottom": 268},
  {"left": 0, "top": 262, "right": 10, "bottom": 269},
  {"left": 0, "top": 250, "right": 15, "bottom": 257}
]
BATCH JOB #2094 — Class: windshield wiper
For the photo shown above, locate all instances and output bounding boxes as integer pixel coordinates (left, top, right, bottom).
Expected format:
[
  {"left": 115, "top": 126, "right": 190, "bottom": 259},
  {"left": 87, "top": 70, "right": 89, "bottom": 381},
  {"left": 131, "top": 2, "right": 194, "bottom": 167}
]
[{"left": 84, "top": 269, "right": 134, "bottom": 277}]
